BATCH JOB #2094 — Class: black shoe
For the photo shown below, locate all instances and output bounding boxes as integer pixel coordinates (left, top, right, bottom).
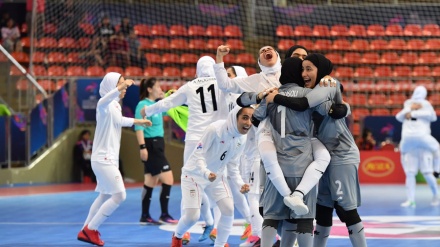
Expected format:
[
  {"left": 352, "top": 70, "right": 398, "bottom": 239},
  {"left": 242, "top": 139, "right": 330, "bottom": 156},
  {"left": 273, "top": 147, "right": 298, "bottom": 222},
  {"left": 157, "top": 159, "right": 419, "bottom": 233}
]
[
  {"left": 139, "top": 215, "right": 161, "bottom": 225},
  {"left": 272, "top": 239, "right": 280, "bottom": 247}
]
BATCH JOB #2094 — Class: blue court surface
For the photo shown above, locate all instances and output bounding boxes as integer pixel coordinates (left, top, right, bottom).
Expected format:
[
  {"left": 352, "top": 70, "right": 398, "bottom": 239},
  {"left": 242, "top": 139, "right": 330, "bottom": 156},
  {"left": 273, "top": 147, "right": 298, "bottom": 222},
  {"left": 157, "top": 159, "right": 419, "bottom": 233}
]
[{"left": 0, "top": 184, "right": 439, "bottom": 247}]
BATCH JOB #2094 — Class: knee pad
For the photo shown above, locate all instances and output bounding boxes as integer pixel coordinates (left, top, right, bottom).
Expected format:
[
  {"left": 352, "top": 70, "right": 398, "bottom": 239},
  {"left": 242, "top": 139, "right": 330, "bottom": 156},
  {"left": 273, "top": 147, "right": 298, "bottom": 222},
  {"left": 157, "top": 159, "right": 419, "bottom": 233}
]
[
  {"left": 285, "top": 218, "right": 298, "bottom": 224},
  {"left": 263, "top": 219, "right": 280, "bottom": 229},
  {"left": 334, "top": 204, "right": 361, "bottom": 226},
  {"left": 315, "top": 204, "right": 333, "bottom": 227},
  {"left": 295, "top": 218, "right": 314, "bottom": 234}
]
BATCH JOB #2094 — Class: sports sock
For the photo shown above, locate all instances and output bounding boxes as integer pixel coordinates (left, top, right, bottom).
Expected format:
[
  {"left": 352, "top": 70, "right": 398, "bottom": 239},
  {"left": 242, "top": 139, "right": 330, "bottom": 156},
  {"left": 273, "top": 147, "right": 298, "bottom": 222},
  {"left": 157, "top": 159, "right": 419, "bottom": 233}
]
[
  {"left": 280, "top": 220, "right": 297, "bottom": 247},
  {"left": 83, "top": 193, "right": 111, "bottom": 228},
  {"left": 347, "top": 222, "right": 367, "bottom": 247},
  {"left": 141, "top": 185, "right": 153, "bottom": 217},
  {"left": 88, "top": 197, "right": 120, "bottom": 230},
  {"left": 160, "top": 183, "right": 172, "bottom": 215},
  {"left": 313, "top": 224, "right": 331, "bottom": 247}
]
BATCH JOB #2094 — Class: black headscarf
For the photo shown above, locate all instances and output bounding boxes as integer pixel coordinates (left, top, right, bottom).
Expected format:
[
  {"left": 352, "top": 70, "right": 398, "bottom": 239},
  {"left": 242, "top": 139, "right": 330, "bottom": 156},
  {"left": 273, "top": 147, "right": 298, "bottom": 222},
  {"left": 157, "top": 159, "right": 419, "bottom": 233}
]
[
  {"left": 285, "top": 45, "right": 308, "bottom": 59},
  {"left": 279, "top": 57, "right": 304, "bottom": 87},
  {"left": 304, "top": 53, "right": 333, "bottom": 84}
]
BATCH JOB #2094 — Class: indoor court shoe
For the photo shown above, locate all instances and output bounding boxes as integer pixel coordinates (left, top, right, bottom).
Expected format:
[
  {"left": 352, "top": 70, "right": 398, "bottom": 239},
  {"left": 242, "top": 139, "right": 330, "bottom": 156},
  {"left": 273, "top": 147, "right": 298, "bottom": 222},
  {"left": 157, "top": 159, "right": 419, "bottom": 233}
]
[
  {"left": 283, "top": 195, "right": 309, "bottom": 215},
  {"left": 77, "top": 229, "right": 89, "bottom": 243},
  {"left": 81, "top": 225, "right": 104, "bottom": 246},
  {"left": 241, "top": 223, "right": 252, "bottom": 240},
  {"left": 159, "top": 213, "right": 179, "bottom": 224},
  {"left": 171, "top": 234, "right": 183, "bottom": 247},
  {"left": 199, "top": 224, "right": 214, "bottom": 242},
  {"left": 400, "top": 200, "right": 416, "bottom": 208},
  {"left": 139, "top": 215, "right": 161, "bottom": 225},
  {"left": 209, "top": 228, "right": 217, "bottom": 242},
  {"left": 182, "top": 232, "right": 191, "bottom": 245},
  {"left": 239, "top": 235, "right": 261, "bottom": 247}
]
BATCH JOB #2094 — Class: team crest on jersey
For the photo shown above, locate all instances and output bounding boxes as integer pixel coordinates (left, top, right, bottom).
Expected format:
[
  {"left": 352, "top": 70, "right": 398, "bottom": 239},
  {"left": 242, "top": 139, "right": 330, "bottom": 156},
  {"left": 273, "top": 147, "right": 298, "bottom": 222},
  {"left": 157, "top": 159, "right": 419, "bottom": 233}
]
[
  {"left": 189, "top": 189, "right": 196, "bottom": 198},
  {"left": 196, "top": 143, "right": 203, "bottom": 149}
]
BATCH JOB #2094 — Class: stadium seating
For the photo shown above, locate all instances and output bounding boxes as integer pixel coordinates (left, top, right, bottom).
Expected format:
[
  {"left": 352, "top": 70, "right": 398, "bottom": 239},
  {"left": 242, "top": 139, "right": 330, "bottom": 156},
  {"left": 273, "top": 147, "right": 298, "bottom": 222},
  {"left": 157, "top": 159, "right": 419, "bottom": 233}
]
[
  {"left": 348, "top": 25, "right": 367, "bottom": 36},
  {"left": 330, "top": 25, "right": 349, "bottom": 36},
  {"left": 163, "top": 67, "right": 181, "bottom": 77},
  {"left": 393, "top": 66, "right": 412, "bottom": 77},
  {"left": 226, "top": 39, "right": 245, "bottom": 50},
  {"left": 162, "top": 53, "right": 181, "bottom": 64},
  {"left": 326, "top": 53, "right": 343, "bottom": 64},
  {"left": 235, "top": 53, "right": 256, "bottom": 65},
  {"left": 134, "top": 24, "right": 151, "bottom": 36},
  {"left": 387, "top": 39, "right": 406, "bottom": 50},
  {"left": 188, "top": 25, "right": 205, "bottom": 37},
  {"left": 294, "top": 25, "right": 312, "bottom": 36},
  {"left": 422, "top": 24, "right": 440, "bottom": 36},
  {"left": 86, "top": 66, "right": 105, "bottom": 77},
  {"left": 277, "top": 39, "right": 295, "bottom": 51},
  {"left": 125, "top": 66, "right": 143, "bottom": 76},
  {"left": 385, "top": 24, "right": 403, "bottom": 36},
  {"left": 406, "top": 39, "right": 425, "bottom": 50},
  {"left": 206, "top": 25, "right": 224, "bottom": 37},
  {"left": 169, "top": 25, "right": 188, "bottom": 37},
  {"left": 350, "top": 39, "right": 369, "bottom": 51},
  {"left": 106, "top": 66, "right": 124, "bottom": 74},
  {"left": 58, "top": 37, "right": 76, "bottom": 49},
  {"left": 367, "top": 24, "right": 385, "bottom": 36},
  {"left": 47, "top": 66, "right": 66, "bottom": 76},
  {"left": 47, "top": 52, "right": 65, "bottom": 64},
  {"left": 144, "top": 67, "right": 162, "bottom": 77},
  {"left": 276, "top": 25, "right": 294, "bottom": 37},
  {"left": 11, "top": 52, "right": 29, "bottom": 63},
  {"left": 32, "top": 65, "right": 47, "bottom": 76},
  {"left": 403, "top": 24, "right": 422, "bottom": 36},
  {"left": 66, "top": 66, "right": 86, "bottom": 76},
  {"left": 361, "top": 52, "right": 380, "bottom": 64},
  {"left": 314, "top": 39, "right": 332, "bottom": 50},
  {"left": 224, "top": 25, "right": 243, "bottom": 38},
  {"left": 369, "top": 39, "right": 388, "bottom": 50},
  {"left": 170, "top": 39, "right": 188, "bottom": 50},
  {"left": 312, "top": 25, "right": 330, "bottom": 37},
  {"left": 181, "top": 67, "right": 196, "bottom": 78},
  {"left": 400, "top": 52, "right": 418, "bottom": 64},
  {"left": 188, "top": 39, "right": 206, "bottom": 50},
  {"left": 180, "top": 53, "right": 199, "bottom": 64},
  {"left": 342, "top": 52, "right": 362, "bottom": 64},
  {"left": 150, "top": 24, "right": 169, "bottom": 36},
  {"left": 38, "top": 80, "right": 56, "bottom": 92},
  {"left": 332, "top": 39, "right": 351, "bottom": 50}
]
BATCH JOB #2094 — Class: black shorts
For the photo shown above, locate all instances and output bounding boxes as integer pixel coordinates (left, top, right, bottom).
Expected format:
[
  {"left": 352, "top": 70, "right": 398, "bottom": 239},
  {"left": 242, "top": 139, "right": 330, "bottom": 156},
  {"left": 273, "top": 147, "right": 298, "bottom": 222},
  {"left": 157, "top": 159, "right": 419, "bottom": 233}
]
[{"left": 143, "top": 137, "right": 171, "bottom": 176}]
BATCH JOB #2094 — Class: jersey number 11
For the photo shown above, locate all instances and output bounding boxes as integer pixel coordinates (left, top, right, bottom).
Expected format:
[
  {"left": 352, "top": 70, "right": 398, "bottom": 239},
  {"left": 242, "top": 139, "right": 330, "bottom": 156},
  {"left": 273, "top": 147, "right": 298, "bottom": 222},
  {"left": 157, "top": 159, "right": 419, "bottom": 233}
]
[{"left": 196, "top": 84, "right": 218, "bottom": 113}]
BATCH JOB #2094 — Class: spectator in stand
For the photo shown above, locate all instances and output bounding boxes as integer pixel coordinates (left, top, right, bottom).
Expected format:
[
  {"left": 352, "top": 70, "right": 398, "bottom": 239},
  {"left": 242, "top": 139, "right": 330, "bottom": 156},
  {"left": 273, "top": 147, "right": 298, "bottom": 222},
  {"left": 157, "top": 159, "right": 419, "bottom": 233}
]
[
  {"left": 79, "top": 35, "right": 108, "bottom": 67},
  {"left": 119, "top": 16, "right": 133, "bottom": 37},
  {"left": 128, "top": 29, "right": 147, "bottom": 68},
  {"left": 356, "top": 128, "right": 376, "bottom": 150},
  {"left": 73, "top": 130, "right": 95, "bottom": 183},
  {"left": 96, "top": 15, "right": 115, "bottom": 39},
  {"left": 1, "top": 18, "right": 22, "bottom": 52},
  {"left": 26, "top": 0, "right": 45, "bottom": 38},
  {"left": 0, "top": 13, "right": 11, "bottom": 29},
  {"left": 56, "top": 0, "right": 83, "bottom": 38},
  {"left": 108, "top": 31, "right": 130, "bottom": 68}
]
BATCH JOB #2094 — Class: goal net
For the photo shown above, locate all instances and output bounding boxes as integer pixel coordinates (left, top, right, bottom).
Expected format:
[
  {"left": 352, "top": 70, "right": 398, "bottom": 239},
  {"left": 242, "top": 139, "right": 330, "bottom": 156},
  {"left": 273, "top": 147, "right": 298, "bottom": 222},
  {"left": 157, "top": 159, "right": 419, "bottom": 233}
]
[{"left": 25, "top": 0, "right": 440, "bottom": 139}]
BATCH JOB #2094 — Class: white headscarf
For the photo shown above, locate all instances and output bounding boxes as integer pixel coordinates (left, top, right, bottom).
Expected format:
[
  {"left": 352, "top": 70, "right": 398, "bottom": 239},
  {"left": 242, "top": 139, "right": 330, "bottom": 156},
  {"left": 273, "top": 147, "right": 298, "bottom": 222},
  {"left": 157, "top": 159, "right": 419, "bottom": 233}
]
[
  {"left": 258, "top": 51, "right": 282, "bottom": 75},
  {"left": 99, "top": 72, "right": 121, "bottom": 97},
  {"left": 411, "top": 85, "right": 427, "bottom": 102},
  {"left": 196, "top": 56, "right": 215, "bottom": 78},
  {"left": 232, "top": 66, "right": 248, "bottom": 78},
  {"left": 225, "top": 105, "right": 242, "bottom": 138}
]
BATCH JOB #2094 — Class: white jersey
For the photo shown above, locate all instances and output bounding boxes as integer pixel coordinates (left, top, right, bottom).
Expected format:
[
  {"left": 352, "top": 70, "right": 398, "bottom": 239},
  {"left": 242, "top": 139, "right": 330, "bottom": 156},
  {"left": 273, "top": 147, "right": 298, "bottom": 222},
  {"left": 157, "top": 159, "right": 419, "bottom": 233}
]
[
  {"left": 145, "top": 77, "right": 228, "bottom": 141},
  {"left": 396, "top": 86, "right": 437, "bottom": 137},
  {"left": 91, "top": 75, "right": 134, "bottom": 162},
  {"left": 182, "top": 109, "right": 247, "bottom": 188},
  {"left": 214, "top": 62, "right": 281, "bottom": 94}
]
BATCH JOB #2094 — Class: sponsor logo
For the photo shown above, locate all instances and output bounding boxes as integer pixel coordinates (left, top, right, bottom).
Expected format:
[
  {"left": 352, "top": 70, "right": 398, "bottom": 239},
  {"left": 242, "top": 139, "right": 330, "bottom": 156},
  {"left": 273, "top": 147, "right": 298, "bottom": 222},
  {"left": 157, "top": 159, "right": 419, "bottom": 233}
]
[
  {"left": 361, "top": 156, "right": 395, "bottom": 177},
  {"left": 196, "top": 143, "right": 203, "bottom": 149}
]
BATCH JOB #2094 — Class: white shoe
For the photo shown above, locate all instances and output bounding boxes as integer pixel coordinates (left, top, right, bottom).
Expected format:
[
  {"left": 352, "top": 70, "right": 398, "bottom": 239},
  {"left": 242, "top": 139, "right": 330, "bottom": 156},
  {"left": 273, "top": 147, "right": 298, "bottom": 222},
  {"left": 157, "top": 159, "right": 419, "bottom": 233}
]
[
  {"left": 400, "top": 200, "right": 416, "bottom": 207},
  {"left": 431, "top": 197, "right": 439, "bottom": 206},
  {"left": 283, "top": 195, "right": 309, "bottom": 215}
]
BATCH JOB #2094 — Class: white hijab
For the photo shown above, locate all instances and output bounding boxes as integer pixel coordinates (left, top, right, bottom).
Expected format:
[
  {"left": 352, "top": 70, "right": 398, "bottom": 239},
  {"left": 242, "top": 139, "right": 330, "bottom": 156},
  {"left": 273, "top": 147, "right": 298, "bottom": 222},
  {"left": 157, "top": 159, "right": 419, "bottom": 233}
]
[
  {"left": 99, "top": 72, "right": 121, "bottom": 100},
  {"left": 258, "top": 51, "right": 282, "bottom": 75},
  {"left": 196, "top": 56, "right": 215, "bottom": 78},
  {"left": 225, "top": 105, "right": 242, "bottom": 138},
  {"left": 411, "top": 85, "right": 427, "bottom": 102},
  {"left": 232, "top": 66, "right": 248, "bottom": 78}
]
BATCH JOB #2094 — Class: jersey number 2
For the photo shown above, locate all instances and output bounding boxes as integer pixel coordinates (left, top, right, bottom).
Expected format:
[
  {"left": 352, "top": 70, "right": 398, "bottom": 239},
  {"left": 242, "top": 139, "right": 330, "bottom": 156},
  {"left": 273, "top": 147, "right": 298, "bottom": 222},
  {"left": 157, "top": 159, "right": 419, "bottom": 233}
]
[{"left": 196, "top": 84, "right": 218, "bottom": 113}]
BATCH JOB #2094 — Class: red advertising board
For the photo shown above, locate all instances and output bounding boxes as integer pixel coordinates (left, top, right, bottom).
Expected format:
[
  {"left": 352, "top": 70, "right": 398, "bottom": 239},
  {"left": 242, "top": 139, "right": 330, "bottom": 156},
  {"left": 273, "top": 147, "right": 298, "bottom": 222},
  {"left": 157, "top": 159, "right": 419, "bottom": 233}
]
[{"left": 358, "top": 151, "right": 405, "bottom": 184}]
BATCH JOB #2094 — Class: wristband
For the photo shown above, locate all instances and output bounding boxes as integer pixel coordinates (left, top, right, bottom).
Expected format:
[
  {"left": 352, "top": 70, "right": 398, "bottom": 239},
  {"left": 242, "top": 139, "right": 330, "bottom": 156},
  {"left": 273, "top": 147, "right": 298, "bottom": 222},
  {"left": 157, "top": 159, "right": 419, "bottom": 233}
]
[{"left": 140, "top": 144, "right": 147, "bottom": 150}]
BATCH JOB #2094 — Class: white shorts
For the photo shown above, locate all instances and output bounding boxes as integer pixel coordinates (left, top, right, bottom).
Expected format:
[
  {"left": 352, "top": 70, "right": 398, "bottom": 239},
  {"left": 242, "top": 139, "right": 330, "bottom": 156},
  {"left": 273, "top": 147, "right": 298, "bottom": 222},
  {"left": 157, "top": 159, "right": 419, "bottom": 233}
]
[
  {"left": 183, "top": 140, "right": 198, "bottom": 164},
  {"left": 256, "top": 119, "right": 274, "bottom": 146},
  {"left": 181, "top": 173, "right": 232, "bottom": 209},
  {"left": 92, "top": 160, "right": 125, "bottom": 194},
  {"left": 240, "top": 158, "right": 261, "bottom": 195},
  {"left": 402, "top": 148, "right": 434, "bottom": 174}
]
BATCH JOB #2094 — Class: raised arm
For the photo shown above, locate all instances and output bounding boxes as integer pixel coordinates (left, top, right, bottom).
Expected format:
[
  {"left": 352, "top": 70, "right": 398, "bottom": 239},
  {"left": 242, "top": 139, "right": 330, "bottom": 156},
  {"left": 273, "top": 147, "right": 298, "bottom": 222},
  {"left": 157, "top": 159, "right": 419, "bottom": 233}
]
[{"left": 142, "top": 84, "right": 188, "bottom": 118}]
